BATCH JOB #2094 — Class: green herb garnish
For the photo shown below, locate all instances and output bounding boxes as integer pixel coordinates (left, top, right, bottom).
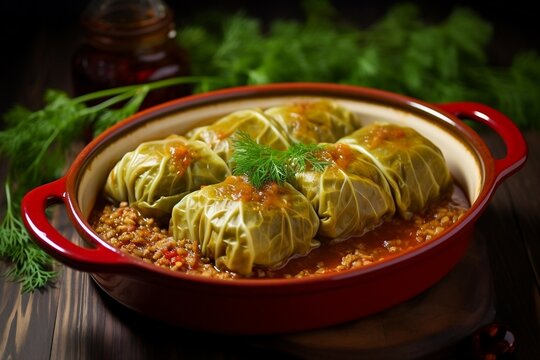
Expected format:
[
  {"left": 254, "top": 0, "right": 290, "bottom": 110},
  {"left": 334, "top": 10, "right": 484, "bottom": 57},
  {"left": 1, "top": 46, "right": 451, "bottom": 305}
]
[
  {"left": 178, "top": 1, "right": 540, "bottom": 130},
  {"left": 0, "top": 76, "right": 208, "bottom": 292},
  {"left": 0, "top": 181, "right": 56, "bottom": 292},
  {"left": 232, "top": 131, "right": 329, "bottom": 188}
]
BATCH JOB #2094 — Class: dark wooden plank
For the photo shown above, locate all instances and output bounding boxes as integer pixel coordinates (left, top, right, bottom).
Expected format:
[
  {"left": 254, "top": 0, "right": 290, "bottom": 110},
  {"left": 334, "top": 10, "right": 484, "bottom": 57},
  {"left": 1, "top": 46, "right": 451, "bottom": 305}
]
[
  {"left": 508, "top": 132, "right": 540, "bottom": 287},
  {"left": 0, "top": 22, "right": 79, "bottom": 360},
  {"left": 477, "top": 131, "right": 540, "bottom": 359},
  {"left": 0, "top": 124, "right": 60, "bottom": 360},
  {"left": 0, "top": 220, "right": 61, "bottom": 360},
  {"left": 0, "top": 279, "right": 57, "bottom": 359}
]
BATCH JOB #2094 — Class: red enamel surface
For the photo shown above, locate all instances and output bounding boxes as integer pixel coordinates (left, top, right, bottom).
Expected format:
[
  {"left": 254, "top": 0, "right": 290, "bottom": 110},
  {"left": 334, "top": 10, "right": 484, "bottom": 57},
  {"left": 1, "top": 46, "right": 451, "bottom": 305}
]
[{"left": 20, "top": 83, "right": 527, "bottom": 334}]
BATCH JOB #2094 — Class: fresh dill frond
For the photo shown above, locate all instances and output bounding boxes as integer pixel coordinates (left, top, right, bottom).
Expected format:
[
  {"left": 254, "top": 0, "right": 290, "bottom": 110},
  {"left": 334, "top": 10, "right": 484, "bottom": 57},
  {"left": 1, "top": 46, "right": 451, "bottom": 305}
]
[
  {"left": 231, "top": 131, "right": 329, "bottom": 188},
  {"left": 0, "top": 181, "right": 57, "bottom": 292},
  {"left": 178, "top": 1, "right": 540, "bottom": 129},
  {"left": 287, "top": 142, "right": 330, "bottom": 173},
  {"left": 231, "top": 132, "right": 286, "bottom": 188},
  {"left": 0, "top": 76, "right": 209, "bottom": 292}
]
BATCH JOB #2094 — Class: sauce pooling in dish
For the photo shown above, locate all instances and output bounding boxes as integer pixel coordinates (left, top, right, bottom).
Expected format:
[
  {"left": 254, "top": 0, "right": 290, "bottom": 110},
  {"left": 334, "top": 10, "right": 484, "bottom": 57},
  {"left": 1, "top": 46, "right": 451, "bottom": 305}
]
[{"left": 91, "top": 184, "right": 468, "bottom": 279}]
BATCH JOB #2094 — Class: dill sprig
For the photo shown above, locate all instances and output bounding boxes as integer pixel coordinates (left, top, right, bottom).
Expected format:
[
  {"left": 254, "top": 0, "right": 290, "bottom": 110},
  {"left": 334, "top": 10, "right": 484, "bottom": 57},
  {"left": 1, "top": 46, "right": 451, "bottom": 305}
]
[
  {"left": 0, "top": 181, "right": 57, "bottom": 292},
  {"left": 231, "top": 131, "right": 329, "bottom": 188},
  {"left": 178, "top": 1, "right": 540, "bottom": 130},
  {"left": 0, "top": 76, "right": 210, "bottom": 292}
]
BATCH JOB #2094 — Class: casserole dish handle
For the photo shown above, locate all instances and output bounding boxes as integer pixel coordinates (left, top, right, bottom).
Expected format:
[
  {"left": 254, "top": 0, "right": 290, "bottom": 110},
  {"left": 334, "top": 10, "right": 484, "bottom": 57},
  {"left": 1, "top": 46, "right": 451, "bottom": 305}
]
[
  {"left": 21, "top": 177, "right": 130, "bottom": 272},
  {"left": 437, "top": 102, "right": 527, "bottom": 183}
]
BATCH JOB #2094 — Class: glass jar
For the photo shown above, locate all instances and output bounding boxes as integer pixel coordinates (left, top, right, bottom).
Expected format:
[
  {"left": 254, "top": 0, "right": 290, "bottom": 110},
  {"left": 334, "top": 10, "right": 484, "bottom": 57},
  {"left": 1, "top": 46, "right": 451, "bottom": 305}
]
[{"left": 71, "top": 0, "right": 191, "bottom": 108}]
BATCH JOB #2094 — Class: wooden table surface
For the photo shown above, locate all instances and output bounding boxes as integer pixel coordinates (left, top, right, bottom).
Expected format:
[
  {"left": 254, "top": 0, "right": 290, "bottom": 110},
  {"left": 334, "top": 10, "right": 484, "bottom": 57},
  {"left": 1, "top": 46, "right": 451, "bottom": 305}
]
[{"left": 1, "top": 3, "right": 539, "bottom": 359}]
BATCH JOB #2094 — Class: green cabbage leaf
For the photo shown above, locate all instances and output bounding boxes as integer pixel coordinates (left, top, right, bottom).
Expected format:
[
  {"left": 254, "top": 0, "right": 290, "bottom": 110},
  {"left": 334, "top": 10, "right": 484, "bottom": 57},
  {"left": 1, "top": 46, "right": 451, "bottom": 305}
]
[
  {"left": 339, "top": 123, "right": 452, "bottom": 219},
  {"left": 104, "top": 135, "right": 231, "bottom": 219},
  {"left": 292, "top": 143, "right": 395, "bottom": 239},
  {"left": 170, "top": 176, "right": 320, "bottom": 274},
  {"left": 264, "top": 99, "right": 359, "bottom": 144},
  {"left": 188, "top": 109, "right": 291, "bottom": 165}
]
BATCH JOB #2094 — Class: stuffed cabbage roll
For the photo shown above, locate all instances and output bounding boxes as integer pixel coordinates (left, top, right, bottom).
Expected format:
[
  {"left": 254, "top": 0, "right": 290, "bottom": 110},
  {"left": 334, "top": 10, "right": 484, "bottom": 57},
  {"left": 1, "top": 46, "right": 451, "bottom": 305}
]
[
  {"left": 104, "top": 135, "right": 231, "bottom": 219},
  {"left": 291, "top": 143, "right": 395, "bottom": 240},
  {"left": 188, "top": 109, "right": 291, "bottom": 165},
  {"left": 264, "top": 99, "right": 358, "bottom": 144},
  {"left": 170, "top": 176, "right": 320, "bottom": 275},
  {"left": 338, "top": 123, "right": 453, "bottom": 219}
]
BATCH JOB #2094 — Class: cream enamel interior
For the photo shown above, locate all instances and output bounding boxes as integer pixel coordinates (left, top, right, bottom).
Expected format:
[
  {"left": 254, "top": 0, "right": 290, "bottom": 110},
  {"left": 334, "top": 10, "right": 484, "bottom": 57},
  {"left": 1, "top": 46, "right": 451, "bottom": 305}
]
[{"left": 76, "top": 95, "right": 483, "bottom": 219}]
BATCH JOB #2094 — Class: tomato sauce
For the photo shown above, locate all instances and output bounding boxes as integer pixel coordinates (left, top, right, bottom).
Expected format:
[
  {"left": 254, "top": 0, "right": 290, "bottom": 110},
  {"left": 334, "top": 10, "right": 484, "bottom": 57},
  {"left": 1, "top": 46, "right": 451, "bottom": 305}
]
[{"left": 264, "top": 185, "right": 469, "bottom": 278}]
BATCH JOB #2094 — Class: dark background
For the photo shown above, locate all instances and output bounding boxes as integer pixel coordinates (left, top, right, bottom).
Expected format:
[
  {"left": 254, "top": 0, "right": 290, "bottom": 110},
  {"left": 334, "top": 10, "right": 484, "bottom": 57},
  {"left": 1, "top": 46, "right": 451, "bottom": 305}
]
[
  {"left": 0, "top": 2, "right": 538, "bottom": 358},
  {"left": 1, "top": 0, "right": 539, "bottom": 118}
]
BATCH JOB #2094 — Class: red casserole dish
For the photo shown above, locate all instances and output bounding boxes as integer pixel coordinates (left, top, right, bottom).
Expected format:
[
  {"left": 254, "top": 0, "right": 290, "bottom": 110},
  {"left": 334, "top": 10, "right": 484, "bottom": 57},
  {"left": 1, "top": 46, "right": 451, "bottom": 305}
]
[{"left": 21, "top": 83, "right": 527, "bottom": 334}]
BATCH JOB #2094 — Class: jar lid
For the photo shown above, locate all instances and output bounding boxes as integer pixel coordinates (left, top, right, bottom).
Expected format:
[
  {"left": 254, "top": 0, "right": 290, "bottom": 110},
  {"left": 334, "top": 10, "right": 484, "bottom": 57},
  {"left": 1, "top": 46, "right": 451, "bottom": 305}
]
[{"left": 81, "top": 0, "right": 173, "bottom": 38}]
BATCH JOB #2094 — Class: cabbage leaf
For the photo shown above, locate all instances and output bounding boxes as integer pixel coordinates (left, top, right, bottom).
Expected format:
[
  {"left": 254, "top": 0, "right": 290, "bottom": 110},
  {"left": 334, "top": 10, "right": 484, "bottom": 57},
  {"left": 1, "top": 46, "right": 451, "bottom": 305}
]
[
  {"left": 104, "top": 135, "right": 231, "bottom": 219},
  {"left": 292, "top": 143, "right": 395, "bottom": 239},
  {"left": 264, "top": 99, "right": 359, "bottom": 144},
  {"left": 339, "top": 123, "right": 452, "bottom": 219},
  {"left": 188, "top": 109, "right": 291, "bottom": 165},
  {"left": 170, "top": 176, "right": 320, "bottom": 274}
]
